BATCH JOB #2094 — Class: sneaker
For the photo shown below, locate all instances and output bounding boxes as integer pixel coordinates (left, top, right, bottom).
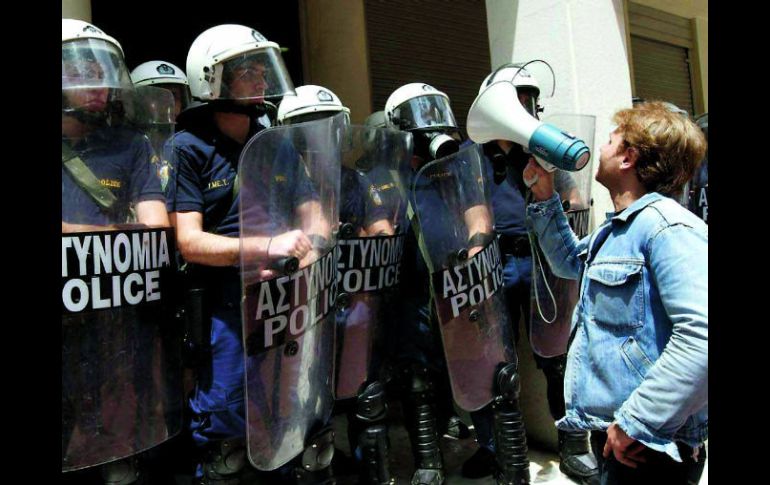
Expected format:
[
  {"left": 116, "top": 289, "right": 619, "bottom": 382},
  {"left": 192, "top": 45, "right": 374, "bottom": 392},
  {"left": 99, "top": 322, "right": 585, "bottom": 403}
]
[{"left": 461, "top": 447, "right": 496, "bottom": 479}]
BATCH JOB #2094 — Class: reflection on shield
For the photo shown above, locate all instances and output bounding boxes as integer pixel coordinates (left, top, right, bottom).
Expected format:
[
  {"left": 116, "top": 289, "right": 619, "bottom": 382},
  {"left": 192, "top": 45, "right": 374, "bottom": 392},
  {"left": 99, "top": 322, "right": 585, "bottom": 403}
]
[
  {"left": 239, "top": 113, "right": 342, "bottom": 470},
  {"left": 411, "top": 143, "right": 517, "bottom": 412},
  {"left": 61, "top": 87, "right": 182, "bottom": 472},
  {"left": 335, "top": 124, "right": 412, "bottom": 399}
]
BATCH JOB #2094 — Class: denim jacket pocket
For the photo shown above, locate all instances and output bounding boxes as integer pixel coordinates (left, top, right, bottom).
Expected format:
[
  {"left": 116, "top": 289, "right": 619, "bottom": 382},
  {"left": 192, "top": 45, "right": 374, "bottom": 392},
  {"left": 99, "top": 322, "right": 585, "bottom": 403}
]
[
  {"left": 621, "top": 336, "right": 654, "bottom": 379},
  {"left": 586, "top": 261, "right": 645, "bottom": 329}
]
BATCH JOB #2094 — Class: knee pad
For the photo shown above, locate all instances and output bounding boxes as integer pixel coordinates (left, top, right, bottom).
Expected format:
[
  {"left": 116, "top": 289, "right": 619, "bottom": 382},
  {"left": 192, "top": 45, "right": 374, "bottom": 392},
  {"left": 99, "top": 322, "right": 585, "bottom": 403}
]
[
  {"left": 200, "top": 439, "right": 247, "bottom": 483},
  {"left": 356, "top": 380, "right": 388, "bottom": 423},
  {"left": 496, "top": 362, "right": 521, "bottom": 403},
  {"left": 101, "top": 458, "right": 139, "bottom": 485}
]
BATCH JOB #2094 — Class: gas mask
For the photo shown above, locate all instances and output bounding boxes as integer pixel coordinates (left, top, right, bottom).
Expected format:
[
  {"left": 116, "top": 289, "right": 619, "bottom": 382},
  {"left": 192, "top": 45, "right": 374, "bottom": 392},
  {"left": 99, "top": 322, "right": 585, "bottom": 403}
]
[
  {"left": 413, "top": 130, "right": 461, "bottom": 163},
  {"left": 389, "top": 93, "right": 461, "bottom": 164}
]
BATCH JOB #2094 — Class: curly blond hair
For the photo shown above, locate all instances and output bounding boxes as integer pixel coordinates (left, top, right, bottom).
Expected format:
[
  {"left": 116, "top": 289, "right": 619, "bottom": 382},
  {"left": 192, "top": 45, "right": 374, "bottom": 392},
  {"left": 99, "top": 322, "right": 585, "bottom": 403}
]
[{"left": 613, "top": 101, "right": 707, "bottom": 196}]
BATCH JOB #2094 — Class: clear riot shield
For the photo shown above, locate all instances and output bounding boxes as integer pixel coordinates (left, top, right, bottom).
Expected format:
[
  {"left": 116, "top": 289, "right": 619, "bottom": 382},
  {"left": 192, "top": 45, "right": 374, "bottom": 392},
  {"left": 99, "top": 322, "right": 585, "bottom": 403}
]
[
  {"left": 335, "top": 125, "right": 412, "bottom": 399},
  {"left": 131, "top": 85, "right": 177, "bottom": 193},
  {"left": 686, "top": 113, "right": 708, "bottom": 223},
  {"left": 61, "top": 87, "right": 182, "bottom": 472},
  {"left": 529, "top": 114, "right": 595, "bottom": 358},
  {"left": 411, "top": 143, "right": 516, "bottom": 412},
  {"left": 239, "top": 113, "right": 342, "bottom": 470}
]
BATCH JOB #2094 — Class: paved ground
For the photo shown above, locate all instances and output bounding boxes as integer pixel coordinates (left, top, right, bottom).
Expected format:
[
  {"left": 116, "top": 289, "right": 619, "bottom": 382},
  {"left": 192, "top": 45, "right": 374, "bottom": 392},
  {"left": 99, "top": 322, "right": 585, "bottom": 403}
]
[
  {"left": 62, "top": 401, "right": 707, "bottom": 484},
  {"left": 332, "top": 401, "right": 707, "bottom": 485}
]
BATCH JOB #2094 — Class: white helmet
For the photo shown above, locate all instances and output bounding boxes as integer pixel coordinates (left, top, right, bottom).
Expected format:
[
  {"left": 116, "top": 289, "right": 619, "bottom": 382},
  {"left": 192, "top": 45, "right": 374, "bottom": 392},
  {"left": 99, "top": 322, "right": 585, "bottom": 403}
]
[
  {"left": 131, "top": 60, "right": 189, "bottom": 87},
  {"left": 62, "top": 19, "right": 132, "bottom": 92},
  {"left": 277, "top": 85, "right": 350, "bottom": 125},
  {"left": 479, "top": 63, "right": 543, "bottom": 117},
  {"left": 185, "top": 24, "right": 294, "bottom": 102},
  {"left": 131, "top": 61, "right": 191, "bottom": 118},
  {"left": 384, "top": 83, "right": 457, "bottom": 132}
]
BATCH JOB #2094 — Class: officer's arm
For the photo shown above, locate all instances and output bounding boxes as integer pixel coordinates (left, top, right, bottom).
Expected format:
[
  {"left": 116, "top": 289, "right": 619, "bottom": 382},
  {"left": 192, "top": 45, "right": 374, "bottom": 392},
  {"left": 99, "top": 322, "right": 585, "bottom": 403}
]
[
  {"left": 464, "top": 204, "right": 493, "bottom": 257},
  {"left": 173, "top": 211, "right": 270, "bottom": 267},
  {"left": 135, "top": 200, "right": 170, "bottom": 227},
  {"left": 614, "top": 224, "right": 708, "bottom": 453},
  {"left": 297, "top": 200, "right": 332, "bottom": 243}
]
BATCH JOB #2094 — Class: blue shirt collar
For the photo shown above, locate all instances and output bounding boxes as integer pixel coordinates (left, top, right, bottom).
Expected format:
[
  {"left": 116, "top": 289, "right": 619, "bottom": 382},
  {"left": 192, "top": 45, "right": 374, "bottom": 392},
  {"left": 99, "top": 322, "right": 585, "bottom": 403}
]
[{"left": 605, "top": 192, "right": 665, "bottom": 223}]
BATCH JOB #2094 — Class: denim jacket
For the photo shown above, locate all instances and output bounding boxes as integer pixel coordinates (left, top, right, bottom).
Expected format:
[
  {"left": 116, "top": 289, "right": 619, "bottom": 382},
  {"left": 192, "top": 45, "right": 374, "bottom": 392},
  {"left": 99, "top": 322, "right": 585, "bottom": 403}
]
[{"left": 526, "top": 192, "right": 708, "bottom": 462}]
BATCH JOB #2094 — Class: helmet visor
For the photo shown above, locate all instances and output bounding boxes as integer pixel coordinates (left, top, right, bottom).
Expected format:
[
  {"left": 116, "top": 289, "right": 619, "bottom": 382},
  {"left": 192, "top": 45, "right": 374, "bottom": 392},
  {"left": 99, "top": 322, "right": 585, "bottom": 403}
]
[
  {"left": 154, "top": 83, "right": 191, "bottom": 119},
  {"left": 62, "top": 39, "right": 132, "bottom": 91},
  {"left": 391, "top": 95, "right": 457, "bottom": 131},
  {"left": 219, "top": 48, "right": 295, "bottom": 102}
]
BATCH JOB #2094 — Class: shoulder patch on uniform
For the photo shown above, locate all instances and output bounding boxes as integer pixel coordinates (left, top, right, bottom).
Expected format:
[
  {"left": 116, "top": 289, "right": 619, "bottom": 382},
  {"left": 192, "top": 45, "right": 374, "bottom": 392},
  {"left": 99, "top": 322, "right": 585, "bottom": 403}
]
[{"left": 369, "top": 185, "right": 383, "bottom": 206}]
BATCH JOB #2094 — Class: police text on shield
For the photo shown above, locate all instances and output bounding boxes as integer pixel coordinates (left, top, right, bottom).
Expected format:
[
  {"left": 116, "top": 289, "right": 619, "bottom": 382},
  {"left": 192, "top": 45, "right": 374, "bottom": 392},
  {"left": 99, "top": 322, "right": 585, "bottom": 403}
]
[
  {"left": 337, "top": 234, "right": 404, "bottom": 293},
  {"left": 61, "top": 229, "right": 172, "bottom": 313},
  {"left": 249, "top": 248, "right": 338, "bottom": 351},
  {"left": 433, "top": 239, "right": 504, "bottom": 322}
]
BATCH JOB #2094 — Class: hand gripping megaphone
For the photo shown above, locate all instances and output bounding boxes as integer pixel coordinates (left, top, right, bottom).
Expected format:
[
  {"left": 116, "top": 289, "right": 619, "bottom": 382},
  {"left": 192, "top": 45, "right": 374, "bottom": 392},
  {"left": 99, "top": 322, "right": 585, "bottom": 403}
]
[{"left": 467, "top": 80, "right": 591, "bottom": 172}]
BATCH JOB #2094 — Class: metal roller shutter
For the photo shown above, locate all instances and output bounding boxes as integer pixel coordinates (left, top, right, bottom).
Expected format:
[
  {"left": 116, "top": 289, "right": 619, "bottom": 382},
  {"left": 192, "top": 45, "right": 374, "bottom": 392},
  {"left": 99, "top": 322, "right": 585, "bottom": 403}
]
[
  {"left": 364, "top": 0, "right": 491, "bottom": 132},
  {"left": 628, "top": 3, "right": 696, "bottom": 116}
]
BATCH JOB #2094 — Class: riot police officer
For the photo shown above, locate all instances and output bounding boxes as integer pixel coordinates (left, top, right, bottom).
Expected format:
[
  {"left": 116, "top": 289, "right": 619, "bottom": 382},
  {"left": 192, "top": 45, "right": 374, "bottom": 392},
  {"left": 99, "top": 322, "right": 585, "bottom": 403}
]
[
  {"left": 165, "top": 24, "right": 313, "bottom": 484},
  {"left": 384, "top": 83, "right": 517, "bottom": 485},
  {"left": 131, "top": 60, "right": 192, "bottom": 121},
  {"left": 62, "top": 18, "right": 179, "bottom": 485},
  {"left": 465, "top": 64, "right": 599, "bottom": 484},
  {"left": 278, "top": 85, "right": 414, "bottom": 484}
]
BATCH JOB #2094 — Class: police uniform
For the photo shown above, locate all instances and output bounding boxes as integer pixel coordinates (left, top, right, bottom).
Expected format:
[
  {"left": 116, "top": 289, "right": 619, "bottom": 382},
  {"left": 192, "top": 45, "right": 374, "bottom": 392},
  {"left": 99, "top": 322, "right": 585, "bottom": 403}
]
[
  {"left": 340, "top": 165, "right": 398, "bottom": 234},
  {"left": 62, "top": 125, "right": 164, "bottom": 225},
  {"left": 167, "top": 115, "right": 317, "bottom": 466}
]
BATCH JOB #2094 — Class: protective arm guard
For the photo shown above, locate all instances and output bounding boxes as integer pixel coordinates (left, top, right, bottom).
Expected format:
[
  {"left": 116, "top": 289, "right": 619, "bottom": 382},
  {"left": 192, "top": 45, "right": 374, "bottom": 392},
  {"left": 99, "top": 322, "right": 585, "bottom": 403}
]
[{"left": 492, "top": 362, "right": 531, "bottom": 485}]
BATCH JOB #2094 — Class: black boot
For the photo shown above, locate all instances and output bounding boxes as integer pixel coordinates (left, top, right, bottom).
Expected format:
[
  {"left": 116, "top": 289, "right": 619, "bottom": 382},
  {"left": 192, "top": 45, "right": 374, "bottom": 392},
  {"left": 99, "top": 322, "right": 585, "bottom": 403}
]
[
  {"left": 461, "top": 447, "right": 496, "bottom": 479},
  {"left": 558, "top": 430, "right": 599, "bottom": 485}
]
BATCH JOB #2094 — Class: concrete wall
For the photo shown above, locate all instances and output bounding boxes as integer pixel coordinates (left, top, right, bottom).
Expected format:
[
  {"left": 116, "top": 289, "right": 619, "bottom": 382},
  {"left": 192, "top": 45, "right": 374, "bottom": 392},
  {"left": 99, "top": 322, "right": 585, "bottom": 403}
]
[
  {"left": 62, "top": 0, "right": 91, "bottom": 21},
  {"left": 485, "top": 0, "right": 634, "bottom": 451},
  {"left": 299, "top": 0, "right": 372, "bottom": 124}
]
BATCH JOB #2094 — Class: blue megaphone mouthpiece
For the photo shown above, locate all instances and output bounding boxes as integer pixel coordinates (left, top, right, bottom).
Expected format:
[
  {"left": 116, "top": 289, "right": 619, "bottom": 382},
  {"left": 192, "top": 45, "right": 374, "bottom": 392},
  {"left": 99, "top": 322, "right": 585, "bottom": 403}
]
[{"left": 529, "top": 123, "right": 591, "bottom": 171}]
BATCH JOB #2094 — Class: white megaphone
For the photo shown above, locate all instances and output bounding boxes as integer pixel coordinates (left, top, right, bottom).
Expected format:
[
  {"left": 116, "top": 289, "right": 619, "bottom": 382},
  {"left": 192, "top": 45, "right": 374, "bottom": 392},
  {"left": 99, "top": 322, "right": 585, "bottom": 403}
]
[{"left": 467, "top": 80, "right": 591, "bottom": 172}]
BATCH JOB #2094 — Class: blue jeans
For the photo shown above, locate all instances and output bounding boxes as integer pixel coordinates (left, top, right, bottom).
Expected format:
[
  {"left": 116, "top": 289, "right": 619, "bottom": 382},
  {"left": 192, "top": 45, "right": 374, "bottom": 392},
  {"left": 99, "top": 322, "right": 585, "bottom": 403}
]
[{"left": 591, "top": 432, "right": 706, "bottom": 485}]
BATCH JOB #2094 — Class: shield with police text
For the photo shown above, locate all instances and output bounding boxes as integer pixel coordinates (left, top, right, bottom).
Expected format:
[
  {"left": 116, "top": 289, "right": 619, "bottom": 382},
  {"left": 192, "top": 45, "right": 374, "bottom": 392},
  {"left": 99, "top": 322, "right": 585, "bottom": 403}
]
[
  {"left": 239, "top": 113, "right": 343, "bottom": 470},
  {"left": 685, "top": 113, "right": 708, "bottom": 223},
  {"left": 61, "top": 87, "right": 183, "bottom": 471},
  {"left": 528, "top": 154, "right": 594, "bottom": 358},
  {"left": 412, "top": 143, "right": 516, "bottom": 412},
  {"left": 335, "top": 124, "right": 412, "bottom": 399}
]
